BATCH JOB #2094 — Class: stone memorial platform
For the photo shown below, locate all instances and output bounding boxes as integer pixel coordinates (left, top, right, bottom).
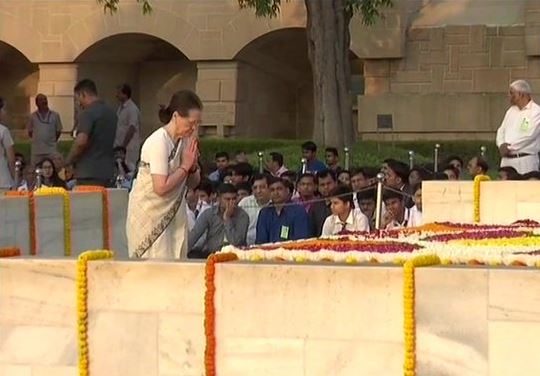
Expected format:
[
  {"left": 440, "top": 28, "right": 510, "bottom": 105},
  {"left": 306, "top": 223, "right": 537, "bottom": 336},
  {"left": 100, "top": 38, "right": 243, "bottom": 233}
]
[
  {"left": 0, "top": 190, "right": 128, "bottom": 257},
  {"left": 0, "top": 182, "right": 539, "bottom": 375},
  {"left": 423, "top": 180, "right": 540, "bottom": 224},
  {"left": 0, "top": 259, "right": 539, "bottom": 376}
]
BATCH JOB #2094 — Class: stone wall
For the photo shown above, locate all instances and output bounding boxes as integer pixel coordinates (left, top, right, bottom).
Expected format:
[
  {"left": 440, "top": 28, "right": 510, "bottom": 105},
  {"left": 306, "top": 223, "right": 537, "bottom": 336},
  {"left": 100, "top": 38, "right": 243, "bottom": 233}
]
[
  {"left": 2, "top": 258, "right": 540, "bottom": 375},
  {"left": 359, "top": 25, "right": 540, "bottom": 140},
  {"left": 423, "top": 181, "right": 540, "bottom": 224},
  {"left": 0, "top": 190, "right": 128, "bottom": 257},
  {"left": 364, "top": 25, "right": 533, "bottom": 96},
  {"left": 2, "top": 0, "right": 539, "bottom": 140}
]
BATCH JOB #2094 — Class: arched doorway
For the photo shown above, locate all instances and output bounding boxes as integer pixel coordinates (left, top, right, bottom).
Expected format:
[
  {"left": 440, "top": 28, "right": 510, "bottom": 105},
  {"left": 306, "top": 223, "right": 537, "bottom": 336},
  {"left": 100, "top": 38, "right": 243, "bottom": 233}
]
[
  {"left": 75, "top": 33, "right": 196, "bottom": 138},
  {"left": 234, "top": 28, "right": 364, "bottom": 140},
  {"left": 0, "top": 41, "right": 38, "bottom": 137}
]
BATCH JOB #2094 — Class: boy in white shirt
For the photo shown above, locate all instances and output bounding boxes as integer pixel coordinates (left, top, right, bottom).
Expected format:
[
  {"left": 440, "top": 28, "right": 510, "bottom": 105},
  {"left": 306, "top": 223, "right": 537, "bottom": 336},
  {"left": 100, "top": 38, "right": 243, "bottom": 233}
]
[
  {"left": 322, "top": 186, "right": 370, "bottom": 236},
  {"left": 382, "top": 189, "right": 410, "bottom": 230},
  {"left": 408, "top": 183, "right": 423, "bottom": 228}
]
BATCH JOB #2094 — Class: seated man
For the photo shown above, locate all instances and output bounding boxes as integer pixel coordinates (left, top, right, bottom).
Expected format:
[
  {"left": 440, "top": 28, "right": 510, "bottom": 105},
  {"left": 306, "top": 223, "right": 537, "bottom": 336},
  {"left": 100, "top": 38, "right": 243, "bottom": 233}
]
[
  {"left": 239, "top": 173, "right": 271, "bottom": 246},
  {"left": 309, "top": 169, "right": 337, "bottom": 236},
  {"left": 382, "top": 189, "right": 410, "bottom": 230},
  {"left": 113, "top": 146, "right": 133, "bottom": 189},
  {"left": 350, "top": 166, "right": 377, "bottom": 208},
  {"left": 292, "top": 173, "right": 316, "bottom": 213},
  {"left": 357, "top": 187, "right": 377, "bottom": 230},
  {"left": 231, "top": 162, "right": 253, "bottom": 186},
  {"left": 385, "top": 159, "right": 414, "bottom": 208},
  {"left": 467, "top": 156, "right": 489, "bottom": 178},
  {"left": 300, "top": 141, "right": 326, "bottom": 174},
  {"left": 322, "top": 186, "right": 369, "bottom": 235},
  {"left": 208, "top": 152, "right": 230, "bottom": 182},
  {"left": 188, "top": 183, "right": 249, "bottom": 258},
  {"left": 256, "top": 177, "right": 309, "bottom": 244},
  {"left": 408, "top": 183, "right": 423, "bottom": 228},
  {"left": 498, "top": 166, "right": 520, "bottom": 180},
  {"left": 195, "top": 178, "right": 215, "bottom": 215}
]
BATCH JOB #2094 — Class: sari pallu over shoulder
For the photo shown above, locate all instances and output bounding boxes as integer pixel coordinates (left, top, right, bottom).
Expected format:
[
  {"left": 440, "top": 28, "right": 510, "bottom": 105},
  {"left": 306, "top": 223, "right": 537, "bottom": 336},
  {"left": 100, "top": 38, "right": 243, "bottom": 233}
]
[{"left": 126, "top": 135, "right": 189, "bottom": 259}]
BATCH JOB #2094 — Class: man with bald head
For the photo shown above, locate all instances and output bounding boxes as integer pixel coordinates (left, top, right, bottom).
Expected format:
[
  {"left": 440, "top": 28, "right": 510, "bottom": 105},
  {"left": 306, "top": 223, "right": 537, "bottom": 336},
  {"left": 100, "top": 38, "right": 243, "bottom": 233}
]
[
  {"left": 496, "top": 80, "right": 540, "bottom": 174},
  {"left": 27, "top": 94, "right": 63, "bottom": 167}
]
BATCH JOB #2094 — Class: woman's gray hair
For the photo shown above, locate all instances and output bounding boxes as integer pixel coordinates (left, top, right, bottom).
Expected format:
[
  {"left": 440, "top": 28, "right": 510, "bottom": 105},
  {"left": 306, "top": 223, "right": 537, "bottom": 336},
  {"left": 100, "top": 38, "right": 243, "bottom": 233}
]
[{"left": 510, "top": 80, "right": 532, "bottom": 94}]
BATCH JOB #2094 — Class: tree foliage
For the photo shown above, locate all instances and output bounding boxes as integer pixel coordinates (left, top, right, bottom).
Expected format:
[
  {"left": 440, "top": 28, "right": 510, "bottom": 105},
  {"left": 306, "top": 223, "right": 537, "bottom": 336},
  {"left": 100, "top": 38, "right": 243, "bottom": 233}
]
[
  {"left": 97, "top": 0, "right": 152, "bottom": 14},
  {"left": 238, "top": 0, "right": 393, "bottom": 24}
]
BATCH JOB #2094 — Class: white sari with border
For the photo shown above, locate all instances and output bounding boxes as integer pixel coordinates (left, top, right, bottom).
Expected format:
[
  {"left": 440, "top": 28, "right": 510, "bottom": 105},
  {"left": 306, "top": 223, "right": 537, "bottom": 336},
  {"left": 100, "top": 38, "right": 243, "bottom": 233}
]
[{"left": 126, "top": 129, "right": 193, "bottom": 259}]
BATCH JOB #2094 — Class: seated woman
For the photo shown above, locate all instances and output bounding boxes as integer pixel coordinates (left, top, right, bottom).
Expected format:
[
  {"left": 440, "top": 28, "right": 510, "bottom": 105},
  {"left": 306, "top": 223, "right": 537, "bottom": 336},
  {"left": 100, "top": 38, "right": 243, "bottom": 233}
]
[
  {"left": 36, "top": 157, "right": 67, "bottom": 189},
  {"left": 321, "top": 185, "right": 370, "bottom": 235}
]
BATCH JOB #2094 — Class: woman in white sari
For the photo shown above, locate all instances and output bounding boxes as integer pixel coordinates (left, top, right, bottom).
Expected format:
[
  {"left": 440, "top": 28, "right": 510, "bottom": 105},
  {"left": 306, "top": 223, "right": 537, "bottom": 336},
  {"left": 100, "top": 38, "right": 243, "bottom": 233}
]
[{"left": 127, "top": 90, "right": 201, "bottom": 259}]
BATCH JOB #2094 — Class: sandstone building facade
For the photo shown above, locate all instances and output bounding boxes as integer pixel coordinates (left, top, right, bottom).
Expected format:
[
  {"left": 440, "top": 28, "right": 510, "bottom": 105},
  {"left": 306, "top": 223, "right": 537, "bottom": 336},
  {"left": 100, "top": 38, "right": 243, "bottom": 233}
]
[{"left": 0, "top": 0, "right": 538, "bottom": 141}]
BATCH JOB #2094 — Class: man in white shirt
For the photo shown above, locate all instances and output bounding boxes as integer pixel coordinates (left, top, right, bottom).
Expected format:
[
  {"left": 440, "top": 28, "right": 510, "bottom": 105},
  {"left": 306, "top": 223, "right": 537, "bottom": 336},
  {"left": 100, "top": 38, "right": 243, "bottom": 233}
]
[
  {"left": 238, "top": 173, "right": 271, "bottom": 245},
  {"left": 115, "top": 84, "right": 140, "bottom": 172},
  {"left": 496, "top": 79, "right": 540, "bottom": 174}
]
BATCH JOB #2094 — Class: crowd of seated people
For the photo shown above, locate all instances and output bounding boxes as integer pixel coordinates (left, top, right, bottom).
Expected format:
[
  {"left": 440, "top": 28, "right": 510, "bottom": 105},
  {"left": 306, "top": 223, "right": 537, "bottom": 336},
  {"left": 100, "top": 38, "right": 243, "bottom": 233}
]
[
  {"left": 9, "top": 122, "right": 540, "bottom": 259},
  {"left": 183, "top": 141, "right": 514, "bottom": 259}
]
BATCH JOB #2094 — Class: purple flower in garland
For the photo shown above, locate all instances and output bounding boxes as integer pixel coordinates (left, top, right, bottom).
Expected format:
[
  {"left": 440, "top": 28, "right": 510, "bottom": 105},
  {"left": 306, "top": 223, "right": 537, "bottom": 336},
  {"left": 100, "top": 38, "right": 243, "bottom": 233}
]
[
  {"left": 423, "top": 230, "right": 531, "bottom": 242},
  {"left": 258, "top": 239, "right": 423, "bottom": 253}
]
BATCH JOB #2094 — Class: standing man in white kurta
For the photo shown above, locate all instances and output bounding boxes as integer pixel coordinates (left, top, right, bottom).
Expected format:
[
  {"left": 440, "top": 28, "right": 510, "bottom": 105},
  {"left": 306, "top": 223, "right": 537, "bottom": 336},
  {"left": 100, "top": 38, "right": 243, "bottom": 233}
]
[
  {"left": 496, "top": 80, "right": 540, "bottom": 174},
  {"left": 115, "top": 84, "right": 140, "bottom": 172}
]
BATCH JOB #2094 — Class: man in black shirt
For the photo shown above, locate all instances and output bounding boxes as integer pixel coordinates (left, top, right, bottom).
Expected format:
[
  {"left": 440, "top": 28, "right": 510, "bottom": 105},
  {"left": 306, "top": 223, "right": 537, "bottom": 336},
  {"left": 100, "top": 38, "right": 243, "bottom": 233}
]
[
  {"left": 309, "top": 169, "right": 337, "bottom": 237},
  {"left": 67, "top": 79, "right": 117, "bottom": 187}
]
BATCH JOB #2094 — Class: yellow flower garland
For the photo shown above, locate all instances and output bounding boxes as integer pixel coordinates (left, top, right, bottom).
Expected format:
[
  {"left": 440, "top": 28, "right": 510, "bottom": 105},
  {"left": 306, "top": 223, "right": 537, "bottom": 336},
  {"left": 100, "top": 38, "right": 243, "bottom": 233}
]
[
  {"left": 473, "top": 175, "right": 491, "bottom": 223},
  {"left": 35, "top": 187, "right": 71, "bottom": 256},
  {"left": 452, "top": 237, "right": 540, "bottom": 247},
  {"left": 76, "top": 250, "right": 114, "bottom": 376},
  {"left": 403, "top": 254, "right": 441, "bottom": 376}
]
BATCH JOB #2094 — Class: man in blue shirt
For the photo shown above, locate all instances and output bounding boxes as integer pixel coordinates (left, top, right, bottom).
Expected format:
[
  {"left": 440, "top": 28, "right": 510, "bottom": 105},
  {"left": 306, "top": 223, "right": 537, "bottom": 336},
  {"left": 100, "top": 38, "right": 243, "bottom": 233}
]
[
  {"left": 301, "top": 141, "right": 326, "bottom": 174},
  {"left": 256, "top": 177, "right": 310, "bottom": 244}
]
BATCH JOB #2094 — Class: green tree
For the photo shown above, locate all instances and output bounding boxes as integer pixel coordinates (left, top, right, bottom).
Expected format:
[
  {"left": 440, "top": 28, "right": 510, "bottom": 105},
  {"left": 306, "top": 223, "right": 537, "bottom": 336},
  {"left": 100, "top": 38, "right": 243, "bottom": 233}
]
[
  {"left": 99, "top": 0, "right": 392, "bottom": 147},
  {"left": 239, "top": 0, "right": 391, "bottom": 147}
]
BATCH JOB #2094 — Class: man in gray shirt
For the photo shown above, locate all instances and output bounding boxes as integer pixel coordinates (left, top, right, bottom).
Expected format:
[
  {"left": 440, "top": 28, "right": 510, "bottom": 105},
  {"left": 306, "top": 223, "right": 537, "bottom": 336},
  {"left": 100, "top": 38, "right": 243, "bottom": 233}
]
[
  {"left": 27, "top": 94, "right": 62, "bottom": 167},
  {"left": 66, "top": 79, "right": 117, "bottom": 187},
  {"left": 188, "top": 183, "right": 249, "bottom": 258}
]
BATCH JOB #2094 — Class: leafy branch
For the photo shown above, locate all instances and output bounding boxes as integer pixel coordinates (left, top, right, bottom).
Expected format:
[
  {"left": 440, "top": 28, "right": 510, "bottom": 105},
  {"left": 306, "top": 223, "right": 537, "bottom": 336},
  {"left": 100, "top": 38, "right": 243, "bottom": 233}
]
[
  {"left": 96, "top": 0, "right": 152, "bottom": 14},
  {"left": 238, "top": 0, "right": 393, "bottom": 24}
]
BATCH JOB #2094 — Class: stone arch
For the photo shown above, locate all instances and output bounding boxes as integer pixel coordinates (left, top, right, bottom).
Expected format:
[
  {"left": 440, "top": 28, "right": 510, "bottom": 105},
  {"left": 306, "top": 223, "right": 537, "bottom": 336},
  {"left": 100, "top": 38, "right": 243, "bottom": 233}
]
[
  {"left": 233, "top": 27, "right": 311, "bottom": 139},
  {"left": 0, "top": 13, "right": 41, "bottom": 62},
  {"left": 75, "top": 33, "right": 196, "bottom": 138},
  {"left": 0, "top": 41, "right": 39, "bottom": 135},
  {"left": 233, "top": 27, "right": 364, "bottom": 139},
  {"left": 223, "top": 2, "right": 307, "bottom": 60},
  {"left": 64, "top": 6, "right": 200, "bottom": 62}
]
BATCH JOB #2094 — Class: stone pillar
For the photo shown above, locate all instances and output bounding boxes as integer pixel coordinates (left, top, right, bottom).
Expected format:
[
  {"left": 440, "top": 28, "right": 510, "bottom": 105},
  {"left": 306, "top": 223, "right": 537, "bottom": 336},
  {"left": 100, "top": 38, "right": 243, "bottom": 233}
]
[
  {"left": 195, "top": 61, "right": 243, "bottom": 137},
  {"left": 36, "top": 64, "right": 78, "bottom": 135}
]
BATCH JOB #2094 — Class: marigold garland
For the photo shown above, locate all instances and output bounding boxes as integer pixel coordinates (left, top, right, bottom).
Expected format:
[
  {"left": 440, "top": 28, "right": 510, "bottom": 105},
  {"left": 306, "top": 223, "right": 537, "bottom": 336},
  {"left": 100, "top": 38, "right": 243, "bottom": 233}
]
[
  {"left": 76, "top": 250, "right": 114, "bottom": 376},
  {"left": 35, "top": 187, "right": 71, "bottom": 256},
  {"left": 0, "top": 247, "right": 21, "bottom": 257},
  {"left": 4, "top": 191, "right": 36, "bottom": 255},
  {"left": 473, "top": 175, "right": 491, "bottom": 223},
  {"left": 204, "top": 252, "right": 238, "bottom": 376},
  {"left": 403, "top": 254, "right": 441, "bottom": 376},
  {"left": 74, "top": 186, "right": 111, "bottom": 249}
]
